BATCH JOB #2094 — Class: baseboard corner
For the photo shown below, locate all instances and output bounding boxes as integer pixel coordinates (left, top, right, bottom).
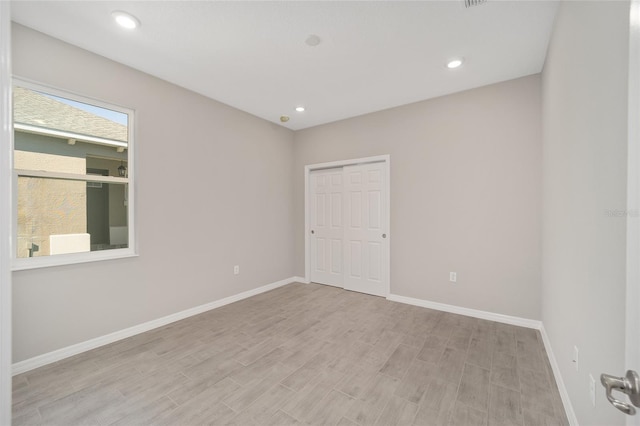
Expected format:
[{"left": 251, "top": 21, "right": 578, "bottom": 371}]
[
  {"left": 539, "top": 324, "right": 579, "bottom": 426},
  {"left": 387, "top": 293, "right": 542, "bottom": 329}
]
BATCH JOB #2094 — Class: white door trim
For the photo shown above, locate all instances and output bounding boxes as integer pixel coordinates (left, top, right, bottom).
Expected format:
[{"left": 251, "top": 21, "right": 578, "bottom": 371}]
[
  {"left": 0, "top": 2, "right": 13, "bottom": 424},
  {"left": 304, "top": 155, "right": 390, "bottom": 296},
  {"left": 627, "top": 2, "right": 640, "bottom": 425}
]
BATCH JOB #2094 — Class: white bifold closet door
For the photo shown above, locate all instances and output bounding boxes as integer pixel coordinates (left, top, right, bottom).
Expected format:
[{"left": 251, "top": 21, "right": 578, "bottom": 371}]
[
  {"left": 309, "top": 169, "right": 344, "bottom": 287},
  {"left": 309, "top": 161, "right": 388, "bottom": 297}
]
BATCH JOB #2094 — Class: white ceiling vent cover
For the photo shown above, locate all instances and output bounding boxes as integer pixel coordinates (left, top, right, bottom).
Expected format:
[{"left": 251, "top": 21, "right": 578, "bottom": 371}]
[{"left": 465, "top": 0, "right": 487, "bottom": 8}]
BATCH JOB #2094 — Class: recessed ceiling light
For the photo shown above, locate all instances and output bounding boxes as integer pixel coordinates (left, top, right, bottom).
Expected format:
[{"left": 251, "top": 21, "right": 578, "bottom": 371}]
[
  {"left": 446, "top": 58, "right": 464, "bottom": 69},
  {"left": 295, "top": 106, "right": 305, "bottom": 112},
  {"left": 112, "top": 11, "right": 140, "bottom": 30},
  {"left": 280, "top": 115, "right": 290, "bottom": 123}
]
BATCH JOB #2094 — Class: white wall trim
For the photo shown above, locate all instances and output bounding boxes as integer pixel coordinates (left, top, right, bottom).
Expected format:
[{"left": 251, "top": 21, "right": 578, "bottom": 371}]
[
  {"left": 387, "top": 293, "right": 542, "bottom": 329},
  {"left": 12, "top": 277, "right": 577, "bottom": 425},
  {"left": 292, "top": 276, "right": 310, "bottom": 284},
  {"left": 388, "top": 292, "right": 576, "bottom": 424},
  {"left": 540, "top": 325, "right": 579, "bottom": 426},
  {"left": 0, "top": 1, "right": 13, "bottom": 423},
  {"left": 304, "top": 155, "right": 390, "bottom": 172},
  {"left": 12, "top": 276, "right": 298, "bottom": 375},
  {"left": 627, "top": 5, "right": 640, "bottom": 426}
]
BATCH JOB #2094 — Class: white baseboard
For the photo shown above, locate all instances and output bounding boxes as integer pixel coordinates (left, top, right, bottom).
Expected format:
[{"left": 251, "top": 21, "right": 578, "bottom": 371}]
[
  {"left": 12, "top": 276, "right": 298, "bottom": 376},
  {"left": 292, "top": 276, "right": 310, "bottom": 284},
  {"left": 540, "top": 325, "right": 579, "bottom": 426},
  {"left": 387, "top": 292, "right": 575, "bottom": 425},
  {"left": 13, "top": 280, "right": 576, "bottom": 426},
  {"left": 386, "top": 293, "right": 542, "bottom": 329}
]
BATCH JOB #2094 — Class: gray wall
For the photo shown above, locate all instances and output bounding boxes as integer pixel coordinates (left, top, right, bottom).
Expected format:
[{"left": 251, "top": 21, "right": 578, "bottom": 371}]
[
  {"left": 541, "top": 1, "right": 629, "bottom": 425},
  {"left": 12, "top": 24, "right": 296, "bottom": 362},
  {"left": 294, "top": 75, "right": 542, "bottom": 320}
]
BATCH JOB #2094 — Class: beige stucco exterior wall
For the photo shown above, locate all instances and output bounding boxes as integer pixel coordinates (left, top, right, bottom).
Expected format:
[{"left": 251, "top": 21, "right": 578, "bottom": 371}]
[{"left": 14, "top": 149, "right": 86, "bottom": 257}]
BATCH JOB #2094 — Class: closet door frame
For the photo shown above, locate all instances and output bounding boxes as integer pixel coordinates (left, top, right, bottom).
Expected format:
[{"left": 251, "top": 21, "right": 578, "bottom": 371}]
[{"left": 304, "top": 155, "right": 390, "bottom": 297}]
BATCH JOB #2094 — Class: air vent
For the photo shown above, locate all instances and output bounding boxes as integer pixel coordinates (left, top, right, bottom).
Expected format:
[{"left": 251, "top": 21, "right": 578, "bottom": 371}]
[{"left": 465, "top": 0, "right": 486, "bottom": 7}]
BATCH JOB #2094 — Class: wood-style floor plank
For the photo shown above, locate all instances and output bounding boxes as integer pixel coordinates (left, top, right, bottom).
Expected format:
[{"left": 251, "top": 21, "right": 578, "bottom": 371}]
[
  {"left": 12, "top": 282, "right": 569, "bottom": 426},
  {"left": 456, "top": 363, "right": 491, "bottom": 412}
]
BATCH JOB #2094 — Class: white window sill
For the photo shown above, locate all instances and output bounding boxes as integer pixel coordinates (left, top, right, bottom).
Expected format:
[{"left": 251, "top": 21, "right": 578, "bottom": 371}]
[{"left": 12, "top": 248, "right": 138, "bottom": 271}]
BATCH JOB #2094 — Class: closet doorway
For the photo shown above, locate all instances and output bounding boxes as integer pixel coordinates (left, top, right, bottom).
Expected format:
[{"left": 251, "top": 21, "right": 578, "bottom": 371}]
[{"left": 305, "top": 155, "right": 390, "bottom": 297}]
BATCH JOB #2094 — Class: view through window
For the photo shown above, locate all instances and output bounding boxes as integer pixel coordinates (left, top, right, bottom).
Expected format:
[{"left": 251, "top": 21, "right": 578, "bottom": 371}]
[{"left": 13, "top": 82, "right": 133, "bottom": 265}]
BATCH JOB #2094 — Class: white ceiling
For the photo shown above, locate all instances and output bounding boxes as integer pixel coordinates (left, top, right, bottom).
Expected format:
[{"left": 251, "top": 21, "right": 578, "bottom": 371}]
[{"left": 10, "top": 1, "right": 558, "bottom": 130}]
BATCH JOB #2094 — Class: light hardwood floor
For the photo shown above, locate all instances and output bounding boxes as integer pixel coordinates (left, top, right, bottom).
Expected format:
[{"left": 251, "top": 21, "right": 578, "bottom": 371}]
[{"left": 13, "top": 282, "right": 569, "bottom": 426}]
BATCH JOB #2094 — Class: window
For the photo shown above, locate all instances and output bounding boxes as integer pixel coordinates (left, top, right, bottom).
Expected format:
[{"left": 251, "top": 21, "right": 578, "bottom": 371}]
[{"left": 12, "top": 80, "right": 135, "bottom": 270}]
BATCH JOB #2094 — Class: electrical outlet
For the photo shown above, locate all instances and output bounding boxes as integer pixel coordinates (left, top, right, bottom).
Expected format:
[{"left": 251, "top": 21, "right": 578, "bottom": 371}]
[
  {"left": 449, "top": 272, "right": 457, "bottom": 283},
  {"left": 589, "top": 374, "right": 596, "bottom": 407},
  {"left": 573, "top": 346, "right": 579, "bottom": 372},
  {"left": 234, "top": 265, "right": 240, "bottom": 275}
]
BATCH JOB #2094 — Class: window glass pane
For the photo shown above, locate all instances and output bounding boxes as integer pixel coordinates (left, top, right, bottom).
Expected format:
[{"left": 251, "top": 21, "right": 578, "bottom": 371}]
[
  {"left": 17, "top": 177, "right": 129, "bottom": 258},
  {"left": 13, "top": 86, "right": 128, "bottom": 175},
  {"left": 13, "top": 82, "right": 133, "bottom": 264}
]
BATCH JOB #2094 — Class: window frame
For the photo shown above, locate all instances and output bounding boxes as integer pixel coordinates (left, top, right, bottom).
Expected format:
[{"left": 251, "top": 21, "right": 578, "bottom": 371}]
[{"left": 11, "top": 78, "right": 137, "bottom": 270}]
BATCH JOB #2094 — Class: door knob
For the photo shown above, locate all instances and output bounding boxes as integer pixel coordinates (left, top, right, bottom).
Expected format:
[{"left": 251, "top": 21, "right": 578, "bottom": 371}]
[
  {"left": 600, "top": 370, "right": 640, "bottom": 415},
  {"left": 382, "top": 234, "right": 386, "bottom": 238},
  {"left": 311, "top": 230, "right": 315, "bottom": 234}
]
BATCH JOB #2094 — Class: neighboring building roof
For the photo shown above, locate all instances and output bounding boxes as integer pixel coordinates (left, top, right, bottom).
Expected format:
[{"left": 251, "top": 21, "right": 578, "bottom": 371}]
[{"left": 13, "top": 86, "right": 128, "bottom": 143}]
